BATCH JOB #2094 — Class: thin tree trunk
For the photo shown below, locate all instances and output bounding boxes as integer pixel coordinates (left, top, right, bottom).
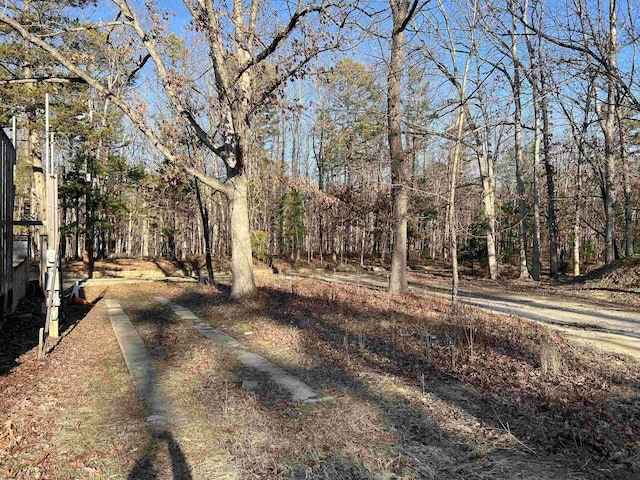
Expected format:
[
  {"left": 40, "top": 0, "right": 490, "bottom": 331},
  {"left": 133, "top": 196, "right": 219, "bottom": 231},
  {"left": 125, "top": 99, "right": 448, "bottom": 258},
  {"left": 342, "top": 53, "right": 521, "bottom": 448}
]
[
  {"left": 616, "top": 97, "right": 633, "bottom": 257},
  {"left": 594, "top": 0, "right": 619, "bottom": 265},
  {"left": 512, "top": 61, "right": 530, "bottom": 279},
  {"left": 476, "top": 145, "right": 498, "bottom": 279},
  {"left": 573, "top": 160, "right": 582, "bottom": 276},
  {"left": 532, "top": 107, "right": 542, "bottom": 281},
  {"left": 540, "top": 84, "right": 559, "bottom": 277},
  {"left": 449, "top": 108, "right": 466, "bottom": 307},
  {"left": 195, "top": 178, "right": 215, "bottom": 285}
]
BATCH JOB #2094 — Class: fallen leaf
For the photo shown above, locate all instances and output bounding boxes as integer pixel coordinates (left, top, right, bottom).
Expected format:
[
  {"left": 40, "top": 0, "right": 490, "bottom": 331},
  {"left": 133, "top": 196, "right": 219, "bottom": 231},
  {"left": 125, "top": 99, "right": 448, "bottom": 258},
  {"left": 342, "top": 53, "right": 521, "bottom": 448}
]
[{"left": 33, "top": 450, "right": 49, "bottom": 466}]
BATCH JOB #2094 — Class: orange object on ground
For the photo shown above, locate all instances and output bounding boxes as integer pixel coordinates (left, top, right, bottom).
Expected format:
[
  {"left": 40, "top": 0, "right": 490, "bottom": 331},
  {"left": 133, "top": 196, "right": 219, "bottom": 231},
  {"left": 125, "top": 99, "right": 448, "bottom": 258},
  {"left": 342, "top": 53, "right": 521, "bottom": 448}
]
[
  {"left": 69, "top": 295, "right": 90, "bottom": 305},
  {"left": 69, "top": 281, "right": 90, "bottom": 305}
]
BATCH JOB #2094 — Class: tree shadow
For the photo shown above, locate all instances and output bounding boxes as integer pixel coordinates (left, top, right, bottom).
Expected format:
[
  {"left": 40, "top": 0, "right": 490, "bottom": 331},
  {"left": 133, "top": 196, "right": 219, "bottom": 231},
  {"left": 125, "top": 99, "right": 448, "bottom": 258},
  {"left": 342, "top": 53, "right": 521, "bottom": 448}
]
[
  {"left": 46, "top": 284, "right": 106, "bottom": 355},
  {"left": 106, "top": 298, "right": 194, "bottom": 479},
  {"left": 168, "top": 283, "right": 639, "bottom": 479},
  {"left": 0, "top": 281, "right": 103, "bottom": 375},
  {"left": 0, "top": 281, "right": 45, "bottom": 375}
]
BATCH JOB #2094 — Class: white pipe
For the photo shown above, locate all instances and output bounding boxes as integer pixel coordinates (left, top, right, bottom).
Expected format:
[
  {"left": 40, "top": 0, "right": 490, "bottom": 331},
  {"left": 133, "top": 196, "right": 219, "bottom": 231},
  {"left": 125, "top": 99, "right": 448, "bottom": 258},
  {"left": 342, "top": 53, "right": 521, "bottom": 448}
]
[
  {"left": 11, "top": 116, "right": 16, "bottom": 148},
  {"left": 45, "top": 93, "right": 50, "bottom": 175},
  {"left": 50, "top": 132, "right": 55, "bottom": 173}
]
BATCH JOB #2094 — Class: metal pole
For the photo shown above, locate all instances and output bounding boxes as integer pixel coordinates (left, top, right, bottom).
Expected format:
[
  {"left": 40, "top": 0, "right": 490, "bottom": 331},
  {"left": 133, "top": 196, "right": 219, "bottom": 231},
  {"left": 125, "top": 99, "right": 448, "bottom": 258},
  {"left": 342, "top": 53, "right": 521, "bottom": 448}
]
[
  {"left": 11, "top": 116, "right": 16, "bottom": 148},
  {"left": 45, "top": 93, "right": 50, "bottom": 176},
  {"left": 50, "top": 132, "right": 55, "bottom": 173}
]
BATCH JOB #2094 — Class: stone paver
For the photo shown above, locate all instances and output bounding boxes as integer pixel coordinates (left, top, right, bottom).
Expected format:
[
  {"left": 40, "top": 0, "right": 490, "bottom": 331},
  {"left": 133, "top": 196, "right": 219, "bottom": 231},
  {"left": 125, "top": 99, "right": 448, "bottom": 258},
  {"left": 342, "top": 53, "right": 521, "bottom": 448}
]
[
  {"left": 104, "top": 299, "right": 173, "bottom": 426},
  {"left": 155, "top": 296, "right": 322, "bottom": 402}
]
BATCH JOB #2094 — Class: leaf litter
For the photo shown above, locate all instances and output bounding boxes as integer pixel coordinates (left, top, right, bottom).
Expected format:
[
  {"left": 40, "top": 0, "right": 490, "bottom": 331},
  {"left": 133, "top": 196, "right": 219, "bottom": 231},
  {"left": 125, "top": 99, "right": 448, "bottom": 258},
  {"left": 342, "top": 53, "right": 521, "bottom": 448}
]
[{"left": 1, "top": 265, "right": 639, "bottom": 479}]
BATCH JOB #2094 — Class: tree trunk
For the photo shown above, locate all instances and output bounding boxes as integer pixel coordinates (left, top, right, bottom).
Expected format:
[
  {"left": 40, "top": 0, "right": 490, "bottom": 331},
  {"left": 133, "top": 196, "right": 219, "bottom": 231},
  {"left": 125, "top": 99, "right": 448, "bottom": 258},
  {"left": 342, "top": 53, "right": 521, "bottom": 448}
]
[
  {"left": 195, "top": 178, "right": 215, "bottom": 285},
  {"left": 573, "top": 169, "right": 581, "bottom": 277},
  {"left": 476, "top": 145, "right": 498, "bottom": 279},
  {"left": 474, "top": 61, "right": 499, "bottom": 280},
  {"left": 532, "top": 106, "right": 542, "bottom": 281},
  {"left": 228, "top": 174, "right": 255, "bottom": 299},
  {"left": 388, "top": 0, "right": 412, "bottom": 294},
  {"left": 598, "top": 0, "right": 618, "bottom": 265},
  {"left": 449, "top": 108, "right": 465, "bottom": 307},
  {"left": 540, "top": 88, "right": 559, "bottom": 278},
  {"left": 616, "top": 96, "right": 633, "bottom": 257},
  {"left": 512, "top": 73, "right": 530, "bottom": 279}
]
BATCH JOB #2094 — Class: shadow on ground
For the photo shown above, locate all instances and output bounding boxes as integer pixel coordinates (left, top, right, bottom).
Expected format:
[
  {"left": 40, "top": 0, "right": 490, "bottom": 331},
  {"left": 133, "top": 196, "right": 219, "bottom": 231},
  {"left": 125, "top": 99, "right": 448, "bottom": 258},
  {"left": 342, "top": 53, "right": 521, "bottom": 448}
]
[
  {"left": 114, "top": 280, "right": 640, "bottom": 479},
  {"left": 128, "top": 429, "right": 193, "bottom": 480},
  {"left": 0, "top": 281, "right": 105, "bottom": 375}
]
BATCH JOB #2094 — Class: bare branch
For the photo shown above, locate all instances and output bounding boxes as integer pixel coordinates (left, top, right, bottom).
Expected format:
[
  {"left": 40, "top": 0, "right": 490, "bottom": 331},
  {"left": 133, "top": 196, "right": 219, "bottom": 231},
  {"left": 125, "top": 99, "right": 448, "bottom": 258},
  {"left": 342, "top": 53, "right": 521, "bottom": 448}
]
[
  {"left": 113, "top": 0, "right": 225, "bottom": 157},
  {"left": 0, "top": 10, "right": 230, "bottom": 195},
  {"left": 233, "top": 3, "right": 339, "bottom": 83},
  {"left": 0, "top": 76, "right": 85, "bottom": 85}
]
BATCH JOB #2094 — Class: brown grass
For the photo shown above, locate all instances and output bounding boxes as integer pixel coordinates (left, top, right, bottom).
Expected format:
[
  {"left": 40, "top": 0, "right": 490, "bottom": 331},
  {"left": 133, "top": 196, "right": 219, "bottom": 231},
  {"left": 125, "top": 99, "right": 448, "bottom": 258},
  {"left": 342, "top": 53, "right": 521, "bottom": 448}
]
[{"left": 2, "top": 271, "right": 639, "bottom": 479}]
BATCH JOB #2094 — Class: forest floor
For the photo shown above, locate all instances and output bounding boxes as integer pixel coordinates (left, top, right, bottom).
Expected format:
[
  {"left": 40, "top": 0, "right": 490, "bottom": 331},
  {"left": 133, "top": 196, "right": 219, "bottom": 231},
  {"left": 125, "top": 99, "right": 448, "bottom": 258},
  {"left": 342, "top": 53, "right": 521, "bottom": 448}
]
[
  {"left": 282, "top": 258, "right": 640, "bottom": 361},
  {"left": 1, "top": 259, "right": 639, "bottom": 479}
]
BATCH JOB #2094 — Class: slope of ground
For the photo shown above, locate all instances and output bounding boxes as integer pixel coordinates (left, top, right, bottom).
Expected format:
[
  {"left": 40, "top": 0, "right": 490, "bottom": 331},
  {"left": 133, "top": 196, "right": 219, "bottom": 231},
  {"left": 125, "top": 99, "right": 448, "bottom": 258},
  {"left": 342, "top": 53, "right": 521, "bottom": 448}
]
[{"left": 566, "top": 255, "right": 640, "bottom": 306}]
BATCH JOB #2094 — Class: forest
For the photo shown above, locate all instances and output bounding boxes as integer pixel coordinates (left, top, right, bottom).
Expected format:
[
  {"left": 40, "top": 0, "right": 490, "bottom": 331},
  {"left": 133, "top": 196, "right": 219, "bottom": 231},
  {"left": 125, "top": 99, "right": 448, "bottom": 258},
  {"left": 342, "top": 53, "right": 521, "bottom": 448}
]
[
  {"left": 1, "top": 0, "right": 639, "bottom": 297},
  {"left": 4, "top": 2, "right": 640, "bottom": 479}
]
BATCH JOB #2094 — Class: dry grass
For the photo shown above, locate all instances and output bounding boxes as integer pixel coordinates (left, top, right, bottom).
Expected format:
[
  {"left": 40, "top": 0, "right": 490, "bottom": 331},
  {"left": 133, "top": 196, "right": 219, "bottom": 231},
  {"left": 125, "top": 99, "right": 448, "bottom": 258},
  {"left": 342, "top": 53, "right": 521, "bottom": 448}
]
[
  {"left": 0, "top": 288, "right": 148, "bottom": 479},
  {"left": 3, "top": 269, "right": 639, "bottom": 479}
]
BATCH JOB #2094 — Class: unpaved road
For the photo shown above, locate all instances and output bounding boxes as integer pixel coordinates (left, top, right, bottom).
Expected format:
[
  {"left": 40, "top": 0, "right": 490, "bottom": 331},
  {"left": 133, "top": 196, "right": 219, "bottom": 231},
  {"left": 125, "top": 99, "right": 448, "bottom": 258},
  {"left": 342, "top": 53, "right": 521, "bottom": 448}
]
[{"left": 284, "top": 269, "right": 640, "bottom": 361}]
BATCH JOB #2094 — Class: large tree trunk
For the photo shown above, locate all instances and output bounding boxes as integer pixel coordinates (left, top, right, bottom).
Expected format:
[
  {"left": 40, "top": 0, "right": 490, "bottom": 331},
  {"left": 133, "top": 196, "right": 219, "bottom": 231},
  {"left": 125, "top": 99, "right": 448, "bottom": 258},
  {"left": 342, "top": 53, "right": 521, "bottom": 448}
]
[
  {"left": 228, "top": 174, "right": 256, "bottom": 299},
  {"left": 388, "top": 0, "right": 411, "bottom": 294}
]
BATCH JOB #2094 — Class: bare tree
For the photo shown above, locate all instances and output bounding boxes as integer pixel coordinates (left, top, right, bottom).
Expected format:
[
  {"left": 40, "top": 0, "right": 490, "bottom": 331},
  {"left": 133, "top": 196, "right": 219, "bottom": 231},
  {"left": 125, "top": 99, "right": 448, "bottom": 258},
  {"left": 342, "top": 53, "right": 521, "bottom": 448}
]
[
  {"left": 388, "top": 0, "right": 422, "bottom": 294},
  {"left": 1, "top": 1, "right": 351, "bottom": 298}
]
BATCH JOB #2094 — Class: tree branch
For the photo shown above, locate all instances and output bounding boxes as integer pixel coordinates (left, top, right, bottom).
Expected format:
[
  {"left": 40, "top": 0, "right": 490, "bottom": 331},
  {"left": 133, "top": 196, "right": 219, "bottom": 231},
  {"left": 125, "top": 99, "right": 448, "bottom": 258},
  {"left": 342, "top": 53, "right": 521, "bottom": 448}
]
[
  {"left": 234, "top": 3, "right": 338, "bottom": 83},
  {"left": 517, "top": 10, "right": 640, "bottom": 110},
  {"left": 0, "top": 10, "right": 230, "bottom": 196},
  {"left": 112, "top": 0, "right": 226, "bottom": 157},
  {"left": 185, "top": 167, "right": 231, "bottom": 195},
  {"left": 0, "top": 76, "right": 85, "bottom": 85}
]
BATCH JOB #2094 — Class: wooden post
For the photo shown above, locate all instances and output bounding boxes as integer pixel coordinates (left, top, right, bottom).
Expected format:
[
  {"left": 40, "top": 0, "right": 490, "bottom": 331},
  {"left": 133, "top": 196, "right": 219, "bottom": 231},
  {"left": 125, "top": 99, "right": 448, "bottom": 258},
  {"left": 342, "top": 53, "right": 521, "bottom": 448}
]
[
  {"left": 38, "top": 328, "right": 44, "bottom": 359},
  {"left": 43, "top": 94, "right": 61, "bottom": 340}
]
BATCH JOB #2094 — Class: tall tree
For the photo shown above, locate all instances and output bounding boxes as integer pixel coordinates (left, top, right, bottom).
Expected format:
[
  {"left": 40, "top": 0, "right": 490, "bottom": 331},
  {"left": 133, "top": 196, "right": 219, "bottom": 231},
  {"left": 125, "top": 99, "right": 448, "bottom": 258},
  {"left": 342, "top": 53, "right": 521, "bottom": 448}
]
[
  {"left": 1, "top": 1, "right": 352, "bottom": 298},
  {"left": 388, "top": 0, "right": 421, "bottom": 294}
]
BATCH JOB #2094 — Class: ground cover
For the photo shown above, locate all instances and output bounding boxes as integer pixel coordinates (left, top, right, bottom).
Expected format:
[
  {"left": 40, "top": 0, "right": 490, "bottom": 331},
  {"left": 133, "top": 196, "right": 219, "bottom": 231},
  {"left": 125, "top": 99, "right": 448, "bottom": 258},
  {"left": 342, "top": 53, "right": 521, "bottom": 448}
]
[
  {"left": 0, "top": 288, "right": 147, "bottom": 478},
  {"left": 1, "top": 262, "right": 639, "bottom": 479}
]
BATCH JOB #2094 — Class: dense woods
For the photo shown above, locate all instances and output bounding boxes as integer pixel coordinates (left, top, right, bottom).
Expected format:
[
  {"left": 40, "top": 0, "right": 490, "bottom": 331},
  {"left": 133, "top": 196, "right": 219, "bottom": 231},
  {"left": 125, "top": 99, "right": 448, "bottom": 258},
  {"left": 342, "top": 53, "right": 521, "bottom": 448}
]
[{"left": 2, "top": 0, "right": 639, "bottom": 296}]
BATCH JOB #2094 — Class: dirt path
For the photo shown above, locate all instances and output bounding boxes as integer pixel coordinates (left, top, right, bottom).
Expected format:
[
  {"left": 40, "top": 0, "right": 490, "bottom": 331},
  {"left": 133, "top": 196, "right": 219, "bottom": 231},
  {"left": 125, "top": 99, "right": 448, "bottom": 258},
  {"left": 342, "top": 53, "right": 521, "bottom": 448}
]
[{"left": 285, "top": 270, "right": 640, "bottom": 360}]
